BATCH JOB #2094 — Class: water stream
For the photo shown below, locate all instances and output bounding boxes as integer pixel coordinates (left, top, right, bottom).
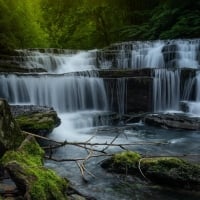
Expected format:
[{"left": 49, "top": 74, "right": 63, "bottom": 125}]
[{"left": 0, "top": 39, "right": 200, "bottom": 199}]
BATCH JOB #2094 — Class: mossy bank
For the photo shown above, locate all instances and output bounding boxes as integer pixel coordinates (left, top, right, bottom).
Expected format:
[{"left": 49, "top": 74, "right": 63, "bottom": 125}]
[{"left": 1, "top": 136, "right": 68, "bottom": 200}]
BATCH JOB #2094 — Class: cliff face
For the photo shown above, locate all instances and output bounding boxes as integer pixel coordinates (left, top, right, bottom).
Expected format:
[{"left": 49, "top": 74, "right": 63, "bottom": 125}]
[{"left": 0, "top": 99, "right": 24, "bottom": 157}]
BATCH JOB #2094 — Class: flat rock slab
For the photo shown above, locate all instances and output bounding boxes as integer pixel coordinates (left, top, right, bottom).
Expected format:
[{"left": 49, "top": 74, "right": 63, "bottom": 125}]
[
  {"left": 10, "top": 105, "right": 55, "bottom": 117},
  {"left": 144, "top": 113, "right": 200, "bottom": 130}
]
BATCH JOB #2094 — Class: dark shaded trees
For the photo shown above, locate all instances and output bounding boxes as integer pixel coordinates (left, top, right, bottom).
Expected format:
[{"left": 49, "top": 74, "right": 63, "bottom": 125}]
[{"left": 0, "top": 0, "right": 199, "bottom": 51}]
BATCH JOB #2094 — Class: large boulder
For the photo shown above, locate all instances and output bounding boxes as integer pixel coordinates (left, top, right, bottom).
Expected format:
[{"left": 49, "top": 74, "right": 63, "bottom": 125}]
[
  {"left": 101, "top": 151, "right": 200, "bottom": 191},
  {"left": 11, "top": 105, "right": 60, "bottom": 136},
  {"left": 1, "top": 136, "right": 68, "bottom": 200},
  {"left": 140, "top": 157, "right": 200, "bottom": 191},
  {"left": 0, "top": 99, "right": 24, "bottom": 156}
]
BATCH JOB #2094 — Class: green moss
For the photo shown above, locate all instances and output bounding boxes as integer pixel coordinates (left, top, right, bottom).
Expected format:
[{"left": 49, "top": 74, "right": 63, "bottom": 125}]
[
  {"left": 16, "top": 115, "right": 55, "bottom": 131},
  {"left": 29, "top": 167, "right": 68, "bottom": 200},
  {"left": 140, "top": 157, "right": 200, "bottom": 190},
  {"left": 103, "top": 151, "right": 142, "bottom": 174},
  {"left": 113, "top": 151, "right": 141, "bottom": 166},
  {"left": 1, "top": 137, "right": 68, "bottom": 200}
]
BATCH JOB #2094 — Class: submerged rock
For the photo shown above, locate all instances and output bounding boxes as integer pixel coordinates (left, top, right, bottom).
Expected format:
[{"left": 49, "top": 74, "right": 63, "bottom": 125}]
[
  {"left": 11, "top": 105, "right": 60, "bottom": 136},
  {"left": 102, "top": 151, "right": 200, "bottom": 191},
  {"left": 144, "top": 113, "right": 200, "bottom": 130}
]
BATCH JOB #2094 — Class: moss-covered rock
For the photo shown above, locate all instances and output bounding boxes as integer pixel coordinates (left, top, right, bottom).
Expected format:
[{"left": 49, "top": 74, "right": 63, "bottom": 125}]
[
  {"left": 15, "top": 110, "right": 60, "bottom": 136},
  {"left": 1, "top": 136, "right": 68, "bottom": 200},
  {"left": 101, "top": 151, "right": 141, "bottom": 174},
  {"left": 0, "top": 99, "right": 25, "bottom": 156},
  {"left": 102, "top": 151, "right": 200, "bottom": 191},
  {"left": 140, "top": 157, "right": 200, "bottom": 190}
]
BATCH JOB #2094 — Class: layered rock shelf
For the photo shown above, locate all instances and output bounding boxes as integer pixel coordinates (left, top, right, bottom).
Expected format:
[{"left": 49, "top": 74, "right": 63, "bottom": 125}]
[{"left": 144, "top": 113, "right": 200, "bottom": 130}]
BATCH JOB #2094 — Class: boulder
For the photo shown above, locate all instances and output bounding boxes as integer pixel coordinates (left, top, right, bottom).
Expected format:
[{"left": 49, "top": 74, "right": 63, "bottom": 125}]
[
  {"left": 1, "top": 136, "right": 68, "bottom": 200},
  {"left": 0, "top": 99, "right": 24, "bottom": 156},
  {"left": 140, "top": 157, "right": 200, "bottom": 191},
  {"left": 11, "top": 105, "right": 60, "bottom": 136},
  {"left": 102, "top": 151, "right": 200, "bottom": 191},
  {"left": 144, "top": 113, "right": 200, "bottom": 130}
]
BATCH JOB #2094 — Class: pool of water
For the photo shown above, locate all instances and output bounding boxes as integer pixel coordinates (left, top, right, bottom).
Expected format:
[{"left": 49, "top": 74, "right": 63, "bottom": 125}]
[{"left": 45, "top": 113, "right": 200, "bottom": 200}]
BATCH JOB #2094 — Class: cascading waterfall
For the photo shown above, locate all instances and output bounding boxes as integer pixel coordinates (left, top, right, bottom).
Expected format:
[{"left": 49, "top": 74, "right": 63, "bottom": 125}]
[
  {"left": 16, "top": 49, "right": 97, "bottom": 74},
  {"left": 0, "top": 38, "right": 200, "bottom": 118},
  {"left": 0, "top": 74, "right": 108, "bottom": 112},
  {"left": 97, "top": 39, "right": 200, "bottom": 112},
  {"left": 176, "top": 40, "right": 199, "bottom": 68},
  {"left": 97, "top": 39, "right": 200, "bottom": 70},
  {"left": 0, "top": 50, "right": 110, "bottom": 132}
]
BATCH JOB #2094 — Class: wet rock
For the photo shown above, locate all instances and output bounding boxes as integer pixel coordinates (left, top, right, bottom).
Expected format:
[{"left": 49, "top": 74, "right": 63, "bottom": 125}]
[
  {"left": 2, "top": 136, "right": 68, "bottom": 200},
  {"left": 104, "top": 77, "right": 153, "bottom": 114},
  {"left": 144, "top": 113, "right": 200, "bottom": 130},
  {"left": 140, "top": 157, "right": 200, "bottom": 191},
  {"left": 11, "top": 105, "right": 60, "bottom": 136},
  {"left": 98, "top": 69, "right": 152, "bottom": 78},
  {"left": 0, "top": 99, "right": 24, "bottom": 156},
  {"left": 102, "top": 151, "right": 200, "bottom": 191}
]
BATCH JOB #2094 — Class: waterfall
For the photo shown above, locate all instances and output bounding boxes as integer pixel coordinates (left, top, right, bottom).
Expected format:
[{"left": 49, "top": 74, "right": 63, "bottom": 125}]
[
  {"left": 176, "top": 40, "right": 199, "bottom": 68},
  {"left": 97, "top": 39, "right": 200, "bottom": 70},
  {"left": 97, "top": 39, "right": 200, "bottom": 113},
  {"left": 153, "top": 69, "right": 180, "bottom": 111},
  {"left": 1, "top": 38, "right": 200, "bottom": 118},
  {"left": 97, "top": 41, "right": 165, "bottom": 69},
  {"left": 0, "top": 74, "right": 108, "bottom": 112},
  {"left": 15, "top": 49, "right": 97, "bottom": 74}
]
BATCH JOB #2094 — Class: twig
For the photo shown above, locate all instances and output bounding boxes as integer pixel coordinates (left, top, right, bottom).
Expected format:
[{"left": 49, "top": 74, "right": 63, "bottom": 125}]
[
  {"left": 76, "top": 161, "right": 88, "bottom": 183},
  {"left": 138, "top": 158, "right": 149, "bottom": 181}
]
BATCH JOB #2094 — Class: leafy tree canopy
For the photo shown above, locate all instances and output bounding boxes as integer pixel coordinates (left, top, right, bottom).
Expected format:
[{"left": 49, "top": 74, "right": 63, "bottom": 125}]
[{"left": 0, "top": 0, "right": 199, "bottom": 51}]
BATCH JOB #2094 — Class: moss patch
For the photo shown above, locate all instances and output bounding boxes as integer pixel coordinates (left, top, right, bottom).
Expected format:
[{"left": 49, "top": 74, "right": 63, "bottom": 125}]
[
  {"left": 15, "top": 111, "right": 59, "bottom": 135},
  {"left": 102, "top": 151, "right": 200, "bottom": 191},
  {"left": 140, "top": 157, "right": 200, "bottom": 190},
  {"left": 101, "top": 151, "right": 141, "bottom": 174},
  {"left": 1, "top": 136, "right": 68, "bottom": 200}
]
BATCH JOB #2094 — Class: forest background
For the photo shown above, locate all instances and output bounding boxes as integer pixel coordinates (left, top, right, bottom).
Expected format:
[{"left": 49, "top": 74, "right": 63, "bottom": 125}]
[{"left": 0, "top": 0, "right": 199, "bottom": 52}]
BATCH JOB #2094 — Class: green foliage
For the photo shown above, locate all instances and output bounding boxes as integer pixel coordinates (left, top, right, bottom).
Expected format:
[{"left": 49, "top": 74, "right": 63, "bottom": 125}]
[{"left": 0, "top": 0, "right": 199, "bottom": 50}]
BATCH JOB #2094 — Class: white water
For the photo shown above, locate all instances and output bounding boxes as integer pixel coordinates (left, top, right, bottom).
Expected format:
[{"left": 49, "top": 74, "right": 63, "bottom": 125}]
[
  {"left": 1, "top": 38, "right": 200, "bottom": 133},
  {"left": 16, "top": 49, "right": 97, "bottom": 74},
  {"left": 0, "top": 74, "right": 108, "bottom": 112},
  {"left": 176, "top": 40, "right": 199, "bottom": 68},
  {"left": 97, "top": 39, "right": 200, "bottom": 70},
  {"left": 153, "top": 69, "right": 180, "bottom": 111}
]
